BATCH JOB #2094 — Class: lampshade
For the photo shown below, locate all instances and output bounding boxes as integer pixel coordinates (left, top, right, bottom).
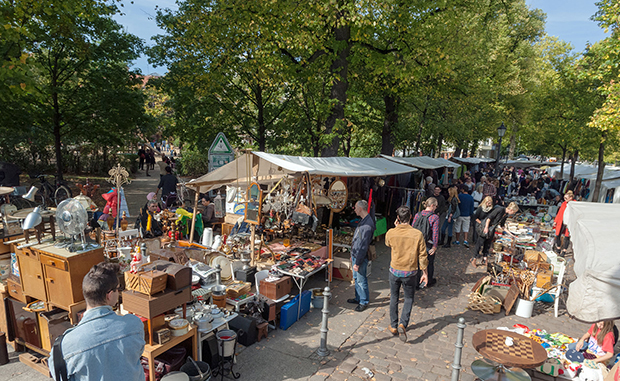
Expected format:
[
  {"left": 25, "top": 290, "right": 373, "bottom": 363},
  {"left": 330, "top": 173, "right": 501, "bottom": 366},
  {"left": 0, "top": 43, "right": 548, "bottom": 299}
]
[
  {"left": 22, "top": 186, "right": 38, "bottom": 202},
  {"left": 23, "top": 206, "right": 44, "bottom": 229},
  {"left": 497, "top": 122, "right": 507, "bottom": 138}
]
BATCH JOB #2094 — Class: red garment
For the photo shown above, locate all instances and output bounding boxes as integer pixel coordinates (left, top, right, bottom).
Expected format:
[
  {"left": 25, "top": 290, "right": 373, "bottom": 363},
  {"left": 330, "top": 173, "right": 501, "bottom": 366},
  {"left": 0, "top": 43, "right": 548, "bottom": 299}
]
[
  {"left": 554, "top": 200, "right": 571, "bottom": 237},
  {"left": 586, "top": 324, "right": 615, "bottom": 357}
]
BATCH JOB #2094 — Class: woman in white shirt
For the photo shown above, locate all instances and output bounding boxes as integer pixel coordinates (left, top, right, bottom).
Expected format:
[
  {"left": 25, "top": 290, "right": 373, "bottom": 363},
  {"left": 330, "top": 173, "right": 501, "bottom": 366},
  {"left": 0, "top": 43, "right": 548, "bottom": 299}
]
[{"left": 472, "top": 183, "right": 483, "bottom": 209}]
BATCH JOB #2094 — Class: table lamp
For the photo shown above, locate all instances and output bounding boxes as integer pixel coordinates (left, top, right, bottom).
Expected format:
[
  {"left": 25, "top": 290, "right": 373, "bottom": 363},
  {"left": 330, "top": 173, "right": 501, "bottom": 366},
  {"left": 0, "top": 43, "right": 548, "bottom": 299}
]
[{"left": 23, "top": 206, "right": 44, "bottom": 229}]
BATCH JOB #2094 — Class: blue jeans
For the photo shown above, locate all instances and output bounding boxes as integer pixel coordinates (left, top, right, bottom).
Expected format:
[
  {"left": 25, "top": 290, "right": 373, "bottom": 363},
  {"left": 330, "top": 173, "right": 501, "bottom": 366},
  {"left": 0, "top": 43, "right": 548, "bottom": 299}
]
[
  {"left": 352, "top": 257, "right": 369, "bottom": 305},
  {"left": 441, "top": 217, "right": 454, "bottom": 237}
]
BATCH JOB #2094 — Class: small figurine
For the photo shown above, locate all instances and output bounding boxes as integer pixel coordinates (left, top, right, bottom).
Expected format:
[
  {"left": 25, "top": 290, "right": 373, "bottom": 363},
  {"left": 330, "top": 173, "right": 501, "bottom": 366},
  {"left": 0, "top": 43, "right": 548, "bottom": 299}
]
[{"left": 130, "top": 246, "right": 145, "bottom": 273}]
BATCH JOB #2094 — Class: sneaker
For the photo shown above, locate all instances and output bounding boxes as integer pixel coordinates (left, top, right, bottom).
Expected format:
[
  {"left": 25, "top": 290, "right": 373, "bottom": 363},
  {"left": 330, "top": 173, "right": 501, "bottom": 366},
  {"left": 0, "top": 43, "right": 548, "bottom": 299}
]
[
  {"left": 355, "top": 304, "right": 368, "bottom": 312},
  {"left": 347, "top": 298, "right": 359, "bottom": 304},
  {"left": 398, "top": 324, "right": 407, "bottom": 342},
  {"left": 453, "top": 241, "right": 460, "bottom": 245},
  {"left": 463, "top": 241, "right": 470, "bottom": 248}
]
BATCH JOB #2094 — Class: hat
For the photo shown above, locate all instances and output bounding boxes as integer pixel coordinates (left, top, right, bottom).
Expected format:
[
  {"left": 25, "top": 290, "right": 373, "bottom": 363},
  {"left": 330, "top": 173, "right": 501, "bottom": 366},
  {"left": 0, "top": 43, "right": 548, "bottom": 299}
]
[{"left": 147, "top": 192, "right": 157, "bottom": 201}]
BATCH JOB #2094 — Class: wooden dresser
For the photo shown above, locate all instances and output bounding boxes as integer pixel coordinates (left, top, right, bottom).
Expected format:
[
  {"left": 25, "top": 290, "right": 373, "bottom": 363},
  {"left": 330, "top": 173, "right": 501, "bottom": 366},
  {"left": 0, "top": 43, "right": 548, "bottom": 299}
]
[{"left": 16, "top": 242, "right": 104, "bottom": 311}]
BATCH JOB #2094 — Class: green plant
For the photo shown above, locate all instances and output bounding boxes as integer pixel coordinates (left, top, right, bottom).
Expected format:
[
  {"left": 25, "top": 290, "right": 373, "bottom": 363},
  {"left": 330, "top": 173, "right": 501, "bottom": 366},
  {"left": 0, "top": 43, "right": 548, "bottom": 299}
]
[{"left": 176, "top": 148, "right": 209, "bottom": 177}]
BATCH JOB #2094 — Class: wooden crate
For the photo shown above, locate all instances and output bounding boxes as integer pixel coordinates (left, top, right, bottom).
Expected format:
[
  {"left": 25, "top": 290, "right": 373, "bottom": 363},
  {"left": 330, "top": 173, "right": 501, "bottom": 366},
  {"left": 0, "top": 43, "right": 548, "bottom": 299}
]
[
  {"left": 259, "top": 276, "right": 291, "bottom": 300},
  {"left": 122, "top": 287, "right": 191, "bottom": 319},
  {"left": 124, "top": 270, "right": 167, "bottom": 295}
]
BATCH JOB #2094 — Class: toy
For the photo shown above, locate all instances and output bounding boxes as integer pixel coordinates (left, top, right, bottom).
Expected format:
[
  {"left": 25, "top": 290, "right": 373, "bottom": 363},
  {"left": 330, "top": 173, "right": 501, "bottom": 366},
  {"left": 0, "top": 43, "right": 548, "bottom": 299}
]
[{"left": 130, "top": 246, "right": 145, "bottom": 273}]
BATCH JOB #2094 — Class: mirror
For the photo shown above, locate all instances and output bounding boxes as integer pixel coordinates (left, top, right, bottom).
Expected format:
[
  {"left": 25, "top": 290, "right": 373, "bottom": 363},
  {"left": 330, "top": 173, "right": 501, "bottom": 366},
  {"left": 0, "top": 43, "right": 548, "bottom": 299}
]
[
  {"left": 244, "top": 182, "right": 262, "bottom": 225},
  {"left": 328, "top": 179, "right": 348, "bottom": 212}
]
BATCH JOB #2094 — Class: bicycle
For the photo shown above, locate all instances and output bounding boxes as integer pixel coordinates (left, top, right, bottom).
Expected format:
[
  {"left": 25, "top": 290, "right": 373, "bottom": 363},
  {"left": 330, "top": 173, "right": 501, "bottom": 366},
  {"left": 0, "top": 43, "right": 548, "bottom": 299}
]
[
  {"left": 176, "top": 179, "right": 190, "bottom": 205},
  {"left": 30, "top": 174, "right": 73, "bottom": 206}
]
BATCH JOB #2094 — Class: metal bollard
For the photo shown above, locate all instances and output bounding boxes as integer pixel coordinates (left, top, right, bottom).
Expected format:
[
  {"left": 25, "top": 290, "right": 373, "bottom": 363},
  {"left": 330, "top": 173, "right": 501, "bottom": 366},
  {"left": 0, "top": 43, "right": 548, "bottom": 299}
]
[
  {"left": 451, "top": 317, "right": 466, "bottom": 381},
  {"left": 317, "top": 286, "right": 331, "bottom": 357}
]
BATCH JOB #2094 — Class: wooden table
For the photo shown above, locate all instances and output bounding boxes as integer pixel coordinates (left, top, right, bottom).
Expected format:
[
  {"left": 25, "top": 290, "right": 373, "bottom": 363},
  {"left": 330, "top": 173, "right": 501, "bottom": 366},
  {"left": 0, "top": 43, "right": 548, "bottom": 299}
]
[
  {"left": 472, "top": 329, "right": 547, "bottom": 369},
  {"left": 142, "top": 326, "right": 198, "bottom": 381}
]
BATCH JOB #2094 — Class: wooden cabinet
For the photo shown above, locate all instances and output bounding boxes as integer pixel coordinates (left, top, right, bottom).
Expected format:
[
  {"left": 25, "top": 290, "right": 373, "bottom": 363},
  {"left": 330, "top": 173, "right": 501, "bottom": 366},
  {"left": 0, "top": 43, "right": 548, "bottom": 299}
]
[{"left": 16, "top": 243, "right": 104, "bottom": 310}]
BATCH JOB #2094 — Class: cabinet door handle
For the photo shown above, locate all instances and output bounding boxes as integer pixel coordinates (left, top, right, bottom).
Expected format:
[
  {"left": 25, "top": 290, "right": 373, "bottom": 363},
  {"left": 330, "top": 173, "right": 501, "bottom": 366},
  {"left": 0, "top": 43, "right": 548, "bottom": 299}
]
[
  {"left": 37, "top": 274, "right": 42, "bottom": 279},
  {"left": 10, "top": 289, "right": 17, "bottom": 294},
  {"left": 51, "top": 262, "right": 56, "bottom": 267},
  {"left": 46, "top": 278, "right": 55, "bottom": 284}
]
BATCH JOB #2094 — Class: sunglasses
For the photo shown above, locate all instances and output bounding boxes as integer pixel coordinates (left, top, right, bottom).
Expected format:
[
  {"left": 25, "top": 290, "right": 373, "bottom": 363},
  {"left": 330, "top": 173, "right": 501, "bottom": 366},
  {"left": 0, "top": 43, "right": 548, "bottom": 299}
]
[{"left": 108, "top": 285, "right": 120, "bottom": 293}]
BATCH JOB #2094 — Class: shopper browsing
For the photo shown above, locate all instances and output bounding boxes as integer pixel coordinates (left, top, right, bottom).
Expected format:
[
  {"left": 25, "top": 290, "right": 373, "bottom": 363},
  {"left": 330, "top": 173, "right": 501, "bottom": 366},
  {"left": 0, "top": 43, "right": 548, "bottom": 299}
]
[
  {"left": 385, "top": 206, "right": 428, "bottom": 343},
  {"left": 347, "top": 200, "right": 375, "bottom": 312},
  {"left": 48, "top": 262, "right": 145, "bottom": 381}
]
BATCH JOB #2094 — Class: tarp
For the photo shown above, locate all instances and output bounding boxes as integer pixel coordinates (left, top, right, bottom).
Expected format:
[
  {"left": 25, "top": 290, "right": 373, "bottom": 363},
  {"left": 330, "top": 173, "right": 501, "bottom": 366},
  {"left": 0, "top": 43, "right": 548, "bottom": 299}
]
[
  {"left": 548, "top": 164, "right": 598, "bottom": 180},
  {"left": 588, "top": 178, "right": 620, "bottom": 203},
  {"left": 564, "top": 202, "right": 620, "bottom": 322},
  {"left": 450, "top": 157, "right": 495, "bottom": 165},
  {"left": 188, "top": 152, "right": 417, "bottom": 193},
  {"left": 381, "top": 155, "right": 460, "bottom": 169},
  {"left": 500, "top": 160, "right": 544, "bottom": 168}
]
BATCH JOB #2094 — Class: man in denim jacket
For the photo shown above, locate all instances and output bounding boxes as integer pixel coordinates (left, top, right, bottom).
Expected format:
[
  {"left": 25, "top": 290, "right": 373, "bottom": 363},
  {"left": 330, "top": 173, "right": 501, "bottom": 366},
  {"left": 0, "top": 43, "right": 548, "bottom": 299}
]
[
  {"left": 49, "top": 262, "right": 145, "bottom": 381},
  {"left": 347, "top": 200, "right": 375, "bottom": 312}
]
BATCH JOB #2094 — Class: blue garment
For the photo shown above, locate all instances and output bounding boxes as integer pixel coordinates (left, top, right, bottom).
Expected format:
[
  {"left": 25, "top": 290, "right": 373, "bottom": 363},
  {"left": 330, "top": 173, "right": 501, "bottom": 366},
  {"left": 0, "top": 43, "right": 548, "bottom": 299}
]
[
  {"left": 457, "top": 193, "right": 475, "bottom": 217},
  {"left": 49, "top": 306, "right": 145, "bottom": 381},
  {"left": 441, "top": 217, "right": 454, "bottom": 238},
  {"left": 351, "top": 214, "right": 375, "bottom": 268},
  {"left": 352, "top": 256, "right": 370, "bottom": 305}
]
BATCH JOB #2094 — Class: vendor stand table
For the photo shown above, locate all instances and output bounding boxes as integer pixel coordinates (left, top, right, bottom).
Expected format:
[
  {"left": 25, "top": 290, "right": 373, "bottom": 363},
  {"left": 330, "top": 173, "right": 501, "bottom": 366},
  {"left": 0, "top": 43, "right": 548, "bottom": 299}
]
[
  {"left": 196, "top": 312, "right": 237, "bottom": 361},
  {"left": 143, "top": 326, "right": 198, "bottom": 381},
  {"left": 278, "top": 262, "right": 328, "bottom": 322},
  {"left": 471, "top": 329, "right": 547, "bottom": 381}
]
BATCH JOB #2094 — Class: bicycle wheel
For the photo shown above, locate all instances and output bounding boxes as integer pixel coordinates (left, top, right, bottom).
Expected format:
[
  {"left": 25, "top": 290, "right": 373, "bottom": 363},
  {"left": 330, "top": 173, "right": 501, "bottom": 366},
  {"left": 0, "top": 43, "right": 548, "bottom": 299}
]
[{"left": 54, "top": 185, "right": 72, "bottom": 206}]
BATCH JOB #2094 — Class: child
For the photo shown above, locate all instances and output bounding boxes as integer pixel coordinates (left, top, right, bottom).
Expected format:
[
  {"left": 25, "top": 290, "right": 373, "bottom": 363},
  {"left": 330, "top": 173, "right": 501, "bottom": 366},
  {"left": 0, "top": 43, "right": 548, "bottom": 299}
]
[{"left": 568, "top": 320, "right": 617, "bottom": 364}]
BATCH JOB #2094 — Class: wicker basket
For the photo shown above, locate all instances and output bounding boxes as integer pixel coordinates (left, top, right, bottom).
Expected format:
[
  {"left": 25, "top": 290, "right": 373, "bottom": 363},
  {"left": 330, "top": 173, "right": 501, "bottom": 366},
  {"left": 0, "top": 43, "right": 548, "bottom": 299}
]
[
  {"left": 124, "top": 269, "right": 167, "bottom": 295},
  {"left": 467, "top": 293, "right": 502, "bottom": 314}
]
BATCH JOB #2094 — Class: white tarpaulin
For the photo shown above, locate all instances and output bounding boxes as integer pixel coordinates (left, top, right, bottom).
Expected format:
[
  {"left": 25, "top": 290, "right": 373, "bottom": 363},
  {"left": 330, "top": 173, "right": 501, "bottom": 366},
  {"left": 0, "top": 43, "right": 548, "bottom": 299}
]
[
  {"left": 450, "top": 157, "right": 495, "bottom": 165},
  {"left": 588, "top": 178, "right": 620, "bottom": 203},
  {"left": 381, "top": 155, "right": 460, "bottom": 169},
  {"left": 564, "top": 201, "right": 620, "bottom": 322},
  {"left": 188, "top": 152, "right": 417, "bottom": 192},
  {"left": 548, "top": 164, "right": 598, "bottom": 180}
]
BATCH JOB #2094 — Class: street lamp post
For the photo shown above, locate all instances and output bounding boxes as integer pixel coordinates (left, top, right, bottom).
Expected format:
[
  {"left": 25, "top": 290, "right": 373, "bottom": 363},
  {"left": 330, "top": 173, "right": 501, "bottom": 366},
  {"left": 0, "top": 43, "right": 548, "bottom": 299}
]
[{"left": 495, "top": 122, "right": 506, "bottom": 174}]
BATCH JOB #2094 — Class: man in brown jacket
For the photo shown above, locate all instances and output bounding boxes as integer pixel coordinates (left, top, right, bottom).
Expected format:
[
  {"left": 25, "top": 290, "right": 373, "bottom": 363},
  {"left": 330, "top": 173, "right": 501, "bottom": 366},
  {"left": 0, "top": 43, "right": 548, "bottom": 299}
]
[{"left": 385, "top": 206, "right": 428, "bottom": 343}]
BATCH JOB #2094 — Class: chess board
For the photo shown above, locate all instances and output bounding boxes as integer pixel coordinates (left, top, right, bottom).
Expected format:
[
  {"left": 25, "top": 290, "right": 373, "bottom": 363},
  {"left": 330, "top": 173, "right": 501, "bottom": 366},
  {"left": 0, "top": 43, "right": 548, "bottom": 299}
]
[
  {"left": 472, "top": 329, "right": 547, "bottom": 368},
  {"left": 481, "top": 331, "right": 536, "bottom": 360}
]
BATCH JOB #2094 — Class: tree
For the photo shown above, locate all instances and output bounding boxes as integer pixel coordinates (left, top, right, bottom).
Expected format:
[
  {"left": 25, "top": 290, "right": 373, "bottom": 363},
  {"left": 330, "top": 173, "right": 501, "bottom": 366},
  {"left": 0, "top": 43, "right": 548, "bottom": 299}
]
[{"left": 0, "top": 0, "right": 149, "bottom": 178}]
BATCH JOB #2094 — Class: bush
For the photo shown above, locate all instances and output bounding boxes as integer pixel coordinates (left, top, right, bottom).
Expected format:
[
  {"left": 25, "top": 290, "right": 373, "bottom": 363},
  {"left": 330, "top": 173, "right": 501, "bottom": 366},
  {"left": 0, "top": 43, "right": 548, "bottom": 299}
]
[{"left": 176, "top": 148, "right": 209, "bottom": 177}]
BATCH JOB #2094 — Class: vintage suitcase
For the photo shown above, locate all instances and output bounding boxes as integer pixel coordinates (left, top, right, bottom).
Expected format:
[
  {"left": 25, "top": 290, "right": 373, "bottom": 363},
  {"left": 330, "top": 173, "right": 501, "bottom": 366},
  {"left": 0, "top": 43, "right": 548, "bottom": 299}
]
[
  {"left": 38, "top": 308, "right": 72, "bottom": 351},
  {"left": 5, "top": 297, "right": 41, "bottom": 348},
  {"left": 259, "top": 276, "right": 291, "bottom": 300},
  {"left": 142, "top": 261, "right": 191, "bottom": 291},
  {"left": 122, "top": 286, "right": 191, "bottom": 319}
]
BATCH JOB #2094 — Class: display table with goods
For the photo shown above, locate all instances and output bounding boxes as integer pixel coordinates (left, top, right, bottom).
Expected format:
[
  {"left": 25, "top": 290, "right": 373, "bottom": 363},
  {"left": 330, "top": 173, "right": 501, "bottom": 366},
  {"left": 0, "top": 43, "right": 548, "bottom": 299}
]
[{"left": 472, "top": 325, "right": 620, "bottom": 381}]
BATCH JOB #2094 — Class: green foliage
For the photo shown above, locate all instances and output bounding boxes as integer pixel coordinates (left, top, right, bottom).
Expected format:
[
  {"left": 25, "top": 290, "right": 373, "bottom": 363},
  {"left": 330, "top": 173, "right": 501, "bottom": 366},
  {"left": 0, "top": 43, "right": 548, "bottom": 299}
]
[{"left": 175, "top": 147, "right": 210, "bottom": 177}]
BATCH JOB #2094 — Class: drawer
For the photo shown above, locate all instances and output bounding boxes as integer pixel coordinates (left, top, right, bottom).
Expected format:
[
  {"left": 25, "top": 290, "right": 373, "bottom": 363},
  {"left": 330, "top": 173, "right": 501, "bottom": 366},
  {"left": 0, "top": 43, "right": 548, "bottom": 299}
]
[
  {"left": 7, "top": 277, "right": 28, "bottom": 304},
  {"left": 40, "top": 255, "right": 67, "bottom": 271},
  {"left": 18, "top": 247, "right": 39, "bottom": 261}
]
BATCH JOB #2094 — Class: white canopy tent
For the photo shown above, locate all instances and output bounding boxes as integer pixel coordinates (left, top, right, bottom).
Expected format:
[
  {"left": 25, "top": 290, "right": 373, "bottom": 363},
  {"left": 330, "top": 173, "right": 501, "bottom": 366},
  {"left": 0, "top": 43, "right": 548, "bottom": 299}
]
[
  {"left": 380, "top": 154, "right": 460, "bottom": 169},
  {"left": 450, "top": 157, "right": 495, "bottom": 165},
  {"left": 587, "top": 178, "right": 620, "bottom": 203},
  {"left": 548, "top": 164, "right": 599, "bottom": 180},
  {"left": 564, "top": 202, "right": 620, "bottom": 322},
  {"left": 187, "top": 152, "right": 418, "bottom": 193}
]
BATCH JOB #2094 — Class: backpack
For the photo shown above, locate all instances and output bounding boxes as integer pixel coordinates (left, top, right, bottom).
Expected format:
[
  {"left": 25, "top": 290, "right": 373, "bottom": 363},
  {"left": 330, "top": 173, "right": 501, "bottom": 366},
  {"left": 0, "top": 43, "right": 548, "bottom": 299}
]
[{"left": 412, "top": 212, "right": 432, "bottom": 244}]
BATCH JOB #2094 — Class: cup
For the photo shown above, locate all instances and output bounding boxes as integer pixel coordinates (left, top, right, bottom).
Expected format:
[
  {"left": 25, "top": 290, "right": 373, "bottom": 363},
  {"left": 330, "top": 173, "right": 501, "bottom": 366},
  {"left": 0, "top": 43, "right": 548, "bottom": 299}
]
[{"left": 505, "top": 337, "right": 514, "bottom": 346}]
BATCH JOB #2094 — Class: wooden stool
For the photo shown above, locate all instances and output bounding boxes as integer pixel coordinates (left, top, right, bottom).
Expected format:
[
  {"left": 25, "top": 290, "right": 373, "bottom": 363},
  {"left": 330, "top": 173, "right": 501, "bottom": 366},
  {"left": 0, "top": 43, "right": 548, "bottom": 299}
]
[
  {"left": 24, "top": 216, "right": 55, "bottom": 244},
  {"left": 256, "top": 322, "right": 268, "bottom": 342}
]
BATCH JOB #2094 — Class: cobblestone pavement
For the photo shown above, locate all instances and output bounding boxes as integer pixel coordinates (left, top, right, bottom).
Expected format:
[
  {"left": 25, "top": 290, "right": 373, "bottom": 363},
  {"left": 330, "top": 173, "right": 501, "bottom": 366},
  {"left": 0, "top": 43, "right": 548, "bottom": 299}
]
[{"left": 305, "top": 240, "right": 588, "bottom": 381}]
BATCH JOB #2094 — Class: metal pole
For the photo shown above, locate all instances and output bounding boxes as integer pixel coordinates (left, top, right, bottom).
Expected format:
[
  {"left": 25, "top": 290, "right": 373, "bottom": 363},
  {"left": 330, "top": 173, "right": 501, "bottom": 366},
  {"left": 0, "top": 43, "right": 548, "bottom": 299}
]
[
  {"left": 451, "top": 317, "right": 466, "bottom": 381},
  {"left": 317, "top": 286, "right": 331, "bottom": 357},
  {"left": 496, "top": 136, "right": 503, "bottom": 174}
]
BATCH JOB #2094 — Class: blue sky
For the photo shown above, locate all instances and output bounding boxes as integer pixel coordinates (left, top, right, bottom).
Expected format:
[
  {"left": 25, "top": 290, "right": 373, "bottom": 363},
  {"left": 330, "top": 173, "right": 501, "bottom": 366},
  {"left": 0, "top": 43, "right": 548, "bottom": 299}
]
[{"left": 114, "top": 0, "right": 609, "bottom": 74}]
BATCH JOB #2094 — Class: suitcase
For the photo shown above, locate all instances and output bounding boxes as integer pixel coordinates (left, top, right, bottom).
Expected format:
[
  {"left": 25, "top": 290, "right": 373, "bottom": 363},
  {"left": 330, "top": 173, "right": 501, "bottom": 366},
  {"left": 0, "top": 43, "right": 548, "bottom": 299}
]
[
  {"left": 142, "top": 261, "right": 192, "bottom": 290},
  {"left": 259, "top": 276, "right": 291, "bottom": 300},
  {"left": 279, "top": 291, "right": 311, "bottom": 330}
]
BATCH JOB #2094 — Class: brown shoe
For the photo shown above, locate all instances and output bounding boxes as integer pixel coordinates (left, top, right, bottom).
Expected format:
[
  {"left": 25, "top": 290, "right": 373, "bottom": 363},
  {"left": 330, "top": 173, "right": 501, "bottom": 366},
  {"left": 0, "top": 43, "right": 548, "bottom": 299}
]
[
  {"left": 398, "top": 324, "right": 407, "bottom": 343},
  {"left": 388, "top": 326, "right": 398, "bottom": 335}
]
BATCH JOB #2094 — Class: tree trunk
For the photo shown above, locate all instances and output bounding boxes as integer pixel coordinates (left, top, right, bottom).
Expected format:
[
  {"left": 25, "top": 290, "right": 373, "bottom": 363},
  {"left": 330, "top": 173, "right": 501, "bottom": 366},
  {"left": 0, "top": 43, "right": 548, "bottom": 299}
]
[
  {"left": 559, "top": 145, "right": 566, "bottom": 181},
  {"left": 435, "top": 133, "right": 443, "bottom": 159},
  {"left": 508, "top": 126, "right": 517, "bottom": 160},
  {"left": 381, "top": 94, "right": 397, "bottom": 155},
  {"left": 414, "top": 98, "right": 428, "bottom": 155},
  {"left": 321, "top": 22, "right": 350, "bottom": 157},
  {"left": 256, "top": 83, "right": 266, "bottom": 151},
  {"left": 591, "top": 135, "right": 606, "bottom": 202},
  {"left": 454, "top": 147, "right": 462, "bottom": 158},
  {"left": 569, "top": 149, "right": 578, "bottom": 182},
  {"left": 52, "top": 90, "right": 63, "bottom": 181}
]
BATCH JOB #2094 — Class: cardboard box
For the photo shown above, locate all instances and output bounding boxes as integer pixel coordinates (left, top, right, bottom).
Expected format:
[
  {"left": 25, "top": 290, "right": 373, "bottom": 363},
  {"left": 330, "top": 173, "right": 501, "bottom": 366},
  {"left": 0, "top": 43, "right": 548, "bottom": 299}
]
[
  {"left": 331, "top": 252, "right": 371, "bottom": 281},
  {"left": 122, "top": 287, "right": 191, "bottom": 319}
]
